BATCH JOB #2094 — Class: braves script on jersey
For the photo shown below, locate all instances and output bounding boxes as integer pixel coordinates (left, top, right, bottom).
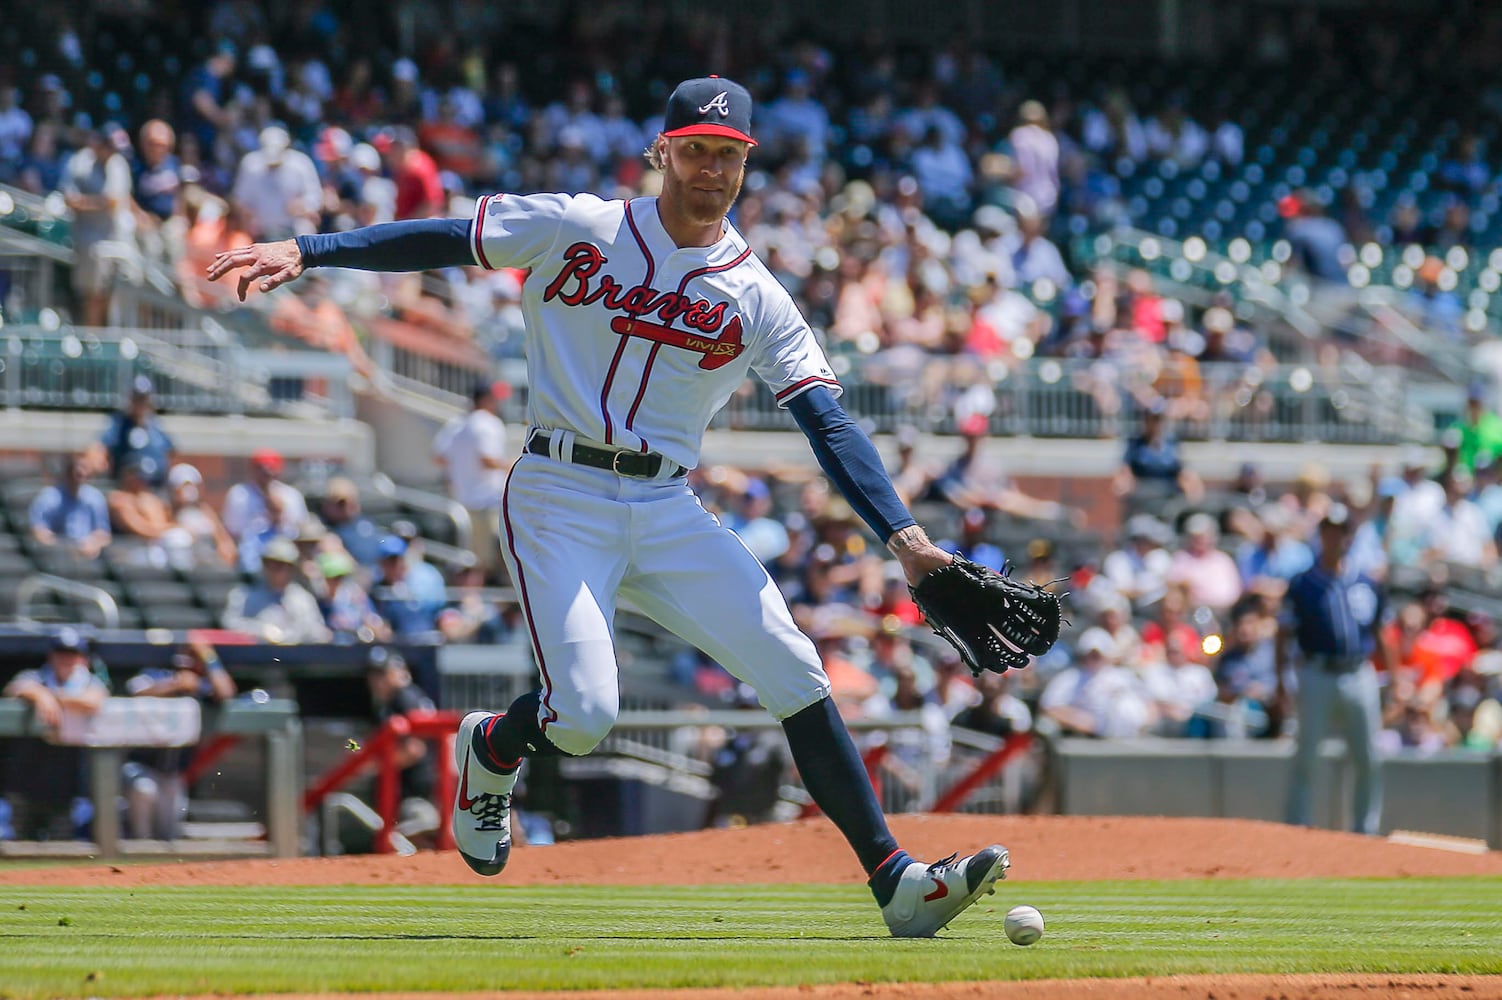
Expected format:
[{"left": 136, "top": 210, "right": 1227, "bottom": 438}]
[{"left": 471, "top": 192, "right": 840, "bottom": 468}]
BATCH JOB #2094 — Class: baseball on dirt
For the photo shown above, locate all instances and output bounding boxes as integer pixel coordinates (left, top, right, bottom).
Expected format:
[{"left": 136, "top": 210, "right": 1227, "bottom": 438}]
[{"left": 1004, "top": 904, "right": 1044, "bottom": 945}]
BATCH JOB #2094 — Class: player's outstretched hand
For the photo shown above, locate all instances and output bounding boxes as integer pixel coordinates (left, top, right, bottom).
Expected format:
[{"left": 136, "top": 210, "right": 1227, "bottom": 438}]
[{"left": 206, "top": 239, "right": 305, "bottom": 301}]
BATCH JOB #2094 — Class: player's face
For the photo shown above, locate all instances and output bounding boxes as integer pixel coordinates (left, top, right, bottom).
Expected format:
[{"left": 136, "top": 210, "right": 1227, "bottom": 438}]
[{"left": 662, "top": 136, "right": 749, "bottom": 224}]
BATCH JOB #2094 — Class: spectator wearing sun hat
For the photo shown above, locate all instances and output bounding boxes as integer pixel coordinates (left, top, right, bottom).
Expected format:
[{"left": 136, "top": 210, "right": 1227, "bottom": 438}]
[
  {"left": 223, "top": 536, "right": 331, "bottom": 643},
  {"left": 319, "top": 549, "right": 390, "bottom": 642},
  {"left": 1038, "top": 627, "right": 1150, "bottom": 738}
]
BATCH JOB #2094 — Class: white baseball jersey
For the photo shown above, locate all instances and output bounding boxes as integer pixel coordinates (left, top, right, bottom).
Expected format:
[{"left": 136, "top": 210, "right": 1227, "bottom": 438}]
[{"left": 470, "top": 192, "right": 840, "bottom": 469}]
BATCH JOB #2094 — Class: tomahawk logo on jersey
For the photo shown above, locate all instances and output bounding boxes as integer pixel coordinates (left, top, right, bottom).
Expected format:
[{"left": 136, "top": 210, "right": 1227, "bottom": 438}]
[{"left": 471, "top": 192, "right": 839, "bottom": 470}]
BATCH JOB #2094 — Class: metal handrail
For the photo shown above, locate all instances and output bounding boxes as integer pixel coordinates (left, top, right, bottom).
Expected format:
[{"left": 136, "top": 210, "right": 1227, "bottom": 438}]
[
  {"left": 15, "top": 573, "right": 120, "bottom": 629},
  {"left": 369, "top": 473, "right": 473, "bottom": 553}
]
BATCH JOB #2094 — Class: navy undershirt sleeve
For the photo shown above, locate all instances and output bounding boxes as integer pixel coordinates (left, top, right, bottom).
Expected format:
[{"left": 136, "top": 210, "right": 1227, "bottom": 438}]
[
  {"left": 787, "top": 386, "right": 917, "bottom": 542},
  {"left": 295, "top": 218, "right": 474, "bottom": 272}
]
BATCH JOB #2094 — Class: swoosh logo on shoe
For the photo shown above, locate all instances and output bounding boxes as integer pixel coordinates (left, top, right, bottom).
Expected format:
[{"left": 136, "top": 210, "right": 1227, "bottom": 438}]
[
  {"left": 457, "top": 755, "right": 478, "bottom": 811},
  {"left": 923, "top": 877, "right": 949, "bottom": 903}
]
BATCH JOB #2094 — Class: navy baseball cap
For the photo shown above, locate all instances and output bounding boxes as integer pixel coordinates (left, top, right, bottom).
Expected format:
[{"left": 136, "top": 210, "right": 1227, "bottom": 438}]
[
  {"left": 51, "top": 626, "right": 91, "bottom": 654},
  {"left": 662, "top": 76, "right": 757, "bottom": 146}
]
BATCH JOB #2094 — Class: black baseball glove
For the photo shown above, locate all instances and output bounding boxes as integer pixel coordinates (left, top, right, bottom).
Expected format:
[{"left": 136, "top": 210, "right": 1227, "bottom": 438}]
[{"left": 910, "top": 556, "right": 1064, "bottom": 674}]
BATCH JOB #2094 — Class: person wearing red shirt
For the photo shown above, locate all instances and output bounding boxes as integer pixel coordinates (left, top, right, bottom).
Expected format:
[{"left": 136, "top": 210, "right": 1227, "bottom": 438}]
[{"left": 379, "top": 128, "right": 444, "bottom": 220}]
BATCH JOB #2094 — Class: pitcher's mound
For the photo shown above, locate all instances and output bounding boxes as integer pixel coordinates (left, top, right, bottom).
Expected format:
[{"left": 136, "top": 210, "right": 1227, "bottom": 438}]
[{"left": 4, "top": 815, "right": 1501, "bottom": 888}]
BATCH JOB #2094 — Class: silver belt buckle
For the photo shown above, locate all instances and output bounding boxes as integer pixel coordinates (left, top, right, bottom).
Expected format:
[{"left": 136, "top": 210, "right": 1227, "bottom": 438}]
[{"left": 611, "top": 449, "right": 631, "bottom": 475}]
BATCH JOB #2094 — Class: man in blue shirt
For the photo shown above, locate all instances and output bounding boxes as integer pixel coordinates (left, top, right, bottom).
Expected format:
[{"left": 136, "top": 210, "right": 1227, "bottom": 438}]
[
  {"left": 29, "top": 454, "right": 112, "bottom": 559},
  {"left": 373, "top": 536, "right": 445, "bottom": 638},
  {"left": 86, "top": 375, "right": 176, "bottom": 488},
  {"left": 1278, "top": 504, "right": 1393, "bottom": 835}
]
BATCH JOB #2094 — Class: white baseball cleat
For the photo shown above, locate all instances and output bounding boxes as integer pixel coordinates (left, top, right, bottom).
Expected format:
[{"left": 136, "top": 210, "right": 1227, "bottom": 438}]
[
  {"left": 452, "top": 711, "right": 519, "bottom": 877},
  {"left": 881, "top": 845, "right": 1010, "bottom": 938}
]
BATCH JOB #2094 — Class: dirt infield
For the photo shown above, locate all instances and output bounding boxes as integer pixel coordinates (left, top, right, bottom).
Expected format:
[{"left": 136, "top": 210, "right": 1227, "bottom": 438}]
[
  {"left": 4, "top": 814, "right": 1501, "bottom": 888},
  {"left": 7, "top": 816, "right": 1502, "bottom": 1000}
]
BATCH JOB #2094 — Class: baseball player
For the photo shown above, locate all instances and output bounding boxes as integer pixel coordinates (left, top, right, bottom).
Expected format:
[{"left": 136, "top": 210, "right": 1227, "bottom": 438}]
[{"left": 209, "top": 77, "right": 1010, "bottom": 937}]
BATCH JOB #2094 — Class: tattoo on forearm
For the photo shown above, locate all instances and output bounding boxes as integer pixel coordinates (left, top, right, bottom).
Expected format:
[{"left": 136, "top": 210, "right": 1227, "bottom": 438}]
[{"left": 887, "top": 525, "right": 932, "bottom": 554}]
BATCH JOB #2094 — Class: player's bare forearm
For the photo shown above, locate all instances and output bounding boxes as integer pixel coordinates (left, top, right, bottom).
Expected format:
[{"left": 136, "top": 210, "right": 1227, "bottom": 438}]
[
  {"left": 206, "top": 239, "right": 305, "bottom": 301},
  {"left": 886, "top": 524, "right": 954, "bottom": 585}
]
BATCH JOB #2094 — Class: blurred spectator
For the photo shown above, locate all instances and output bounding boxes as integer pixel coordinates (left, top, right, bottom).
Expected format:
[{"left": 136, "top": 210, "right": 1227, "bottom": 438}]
[
  {"left": 2, "top": 628, "right": 108, "bottom": 840},
  {"left": 1210, "top": 604, "right": 1279, "bottom": 728},
  {"left": 433, "top": 380, "right": 510, "bottom": 579},
  {"left": 1140, "top": 583, "right": 1203, "bottom": 664},
  {"left": 223, "top": 537, "right": 332, "bottom": 643},
  {"left": 439, "top": 564, "right": 510, "bottom": 644},
  {"left": 910, "top": 126, "right": 973, "bottom": 230},
  {"left": 372, "top": 536, "right": 445, "bottom": 638},
  {"left": 0, "top": 85, "right": 34, "bottom": 180},
  {"left": 766, "top": 71, "right": 831, "bottom": 163},
  {"left": 106, "top": 455, "right": 176, "bottom": 553},
  {"left": 134, "top": 119, "right": 182, "bottom": 225},
  {"left": 726, "top": 478, "right": 792, "bottom": 566},
  {"left": 1004, "top": 201, "right": 1069, "bottom": 289},
  {"left": 1113, "top": 403, "right": 1204, "bottom": 510},
  {"left": 1281, "top": 189, "right": 1348, "bottom": 285},
  {"left": 320, "top": 477, "right": 382, "bottom": 568},
  {"left": 364, "top": 648, "right": 440, "bottom": 844},
  {"left": 391, "top": 519, "right": 448, "bottom": 608},
  {"left": 1280, "top": 504, "right": 1391, "bottom": 836},
  {"left": 320, "top": 550, "right": 390, "bottom": 642},
  {"left": 231, "top": 125, "right": 322, "bottom": 240},
  {"left": 182, "top": 40, "right": 237, "bottom": 154},
  {"left": 1140, "top": 631, "right": 1217, "bottom": 736},
  {"left": 1038, "top": 627, "right": 1149, "bottom": 738},
  {"left": 1007, "top": 100, "right": 1060, "bottom": 219},
  {"left": 1420, "top": 469, "right": 1497, "bottom": 570},
  {"left": 1409, "top": 255, "right": 1464, "bottom": 340},
  {"left": 925, "top": 415, "right": 1079, "bottom": 524},
  {"left": 29, "top": 454, "right": 112, "bottom": 560},
  {"left": 381, "top": 127, "right": 444, "bottom": 220},
  {"left": 1450, "top": 381, "right": 1502, "bottom": 474},
  {"left": 1235, "top": 505, "right": 1314, "bottom": 593},
  {"left": 222, "top": 448, "right": 309, "bottom": 569},
  {"left": 165, "top": 463, "right": 237, "bottom": 568},
  {"left": 120, "top": 642, "right": 235, "bottom": 840},
  {"left": 1347, "top": 476, "right": 1404, "bottom": 580},
  {"left": 293, "top": 517, "right": 332, "bottom": 600},
  {"left": 952, "top": 669, "right": 1031, "bottom": 737},
  {"left": 1102, "top": 515, "right": 1174, "bottom": 610},
  {"left": 1167, "top": 513, "right": 1243, "bottom": 615},
  {"left": 62, "top": 126, "right": 135, "bottom": 326},
  {"left": 936, "top": 508, "right": 1007, "bottom": 573},
  {"left": 85, "top": 375, "right": 176, "bottom": 488}
]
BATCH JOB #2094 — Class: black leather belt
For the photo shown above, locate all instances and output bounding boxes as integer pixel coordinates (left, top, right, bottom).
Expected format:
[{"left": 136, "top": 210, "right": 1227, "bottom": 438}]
[
  {"left": 526, "top": 430, "right": 684, "bottom": 479},
  {"left": 1307, "top": 653, "right": 1364, "bottom": 674}
]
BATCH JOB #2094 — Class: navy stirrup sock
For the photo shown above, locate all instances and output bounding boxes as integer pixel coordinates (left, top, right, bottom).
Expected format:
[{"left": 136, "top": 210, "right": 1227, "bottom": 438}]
[
  {"left": 781, "top": 697, "right": 910, "bottom": 902},
  {"left": 475, "top": 690, "right": 563, "bottom": 772}
]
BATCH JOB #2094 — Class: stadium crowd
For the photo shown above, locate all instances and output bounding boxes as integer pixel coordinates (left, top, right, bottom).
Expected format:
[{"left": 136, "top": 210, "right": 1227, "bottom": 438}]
[{"left": 15, "top": 2, "right": 1497, "bottom": 431}]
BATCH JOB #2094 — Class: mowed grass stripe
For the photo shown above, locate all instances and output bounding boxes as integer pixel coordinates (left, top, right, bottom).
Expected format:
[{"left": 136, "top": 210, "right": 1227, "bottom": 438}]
[{"left": 2, "top": 878, "right": 1500, "bottom": 998}]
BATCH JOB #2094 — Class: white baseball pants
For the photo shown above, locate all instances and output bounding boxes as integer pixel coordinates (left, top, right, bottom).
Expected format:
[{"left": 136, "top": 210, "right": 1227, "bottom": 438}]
[{"left": 498, "top": 454, "right": 831, "bottom": 756}]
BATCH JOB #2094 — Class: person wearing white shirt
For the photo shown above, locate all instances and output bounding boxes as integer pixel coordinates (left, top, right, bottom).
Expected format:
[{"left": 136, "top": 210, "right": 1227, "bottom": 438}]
[
  {"left": 221, "top": 448, "right": 309, "bottom": 570},
  {"left": 231, "top": 126, "right": 322, "bottom": 240},
  {"left": 1139, "top": 632, "right": 1218, "bottom": 736},
  {"left": 1422, "top": 469, "right": 1498, "bottom": 570},
  {"left": 1102, "top": 515, "right": 1175, "bottom": 610},
  {"left": 1040, "top": 628, "right": 1150, "bottom": 738},
  {"left": 434, "top": 380, "right": 510, "bottom": 577}
]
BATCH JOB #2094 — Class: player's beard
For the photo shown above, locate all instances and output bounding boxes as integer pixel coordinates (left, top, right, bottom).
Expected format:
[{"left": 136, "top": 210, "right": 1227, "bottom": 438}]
[{"left": 663, "top": 162, "right": 744, "bottom": 228}]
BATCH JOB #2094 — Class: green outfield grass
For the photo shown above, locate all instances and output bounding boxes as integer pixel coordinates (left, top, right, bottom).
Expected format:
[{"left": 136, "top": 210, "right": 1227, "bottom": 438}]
[{"left": 2, "top": 878, "right": 1500, "bottom": 997}]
